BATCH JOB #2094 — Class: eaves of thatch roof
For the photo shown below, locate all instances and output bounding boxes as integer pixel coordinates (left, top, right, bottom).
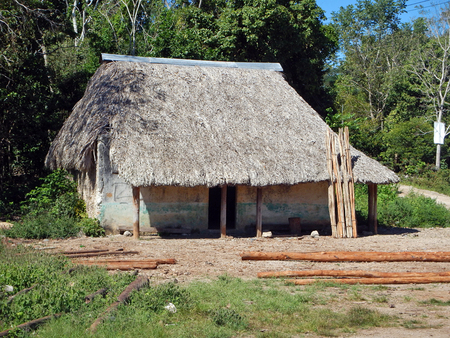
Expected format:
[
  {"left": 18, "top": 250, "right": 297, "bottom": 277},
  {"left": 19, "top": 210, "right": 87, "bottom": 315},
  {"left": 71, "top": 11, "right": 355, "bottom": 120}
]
[{"left": 45, "top": 59, "right": 399, "bottom": 187}]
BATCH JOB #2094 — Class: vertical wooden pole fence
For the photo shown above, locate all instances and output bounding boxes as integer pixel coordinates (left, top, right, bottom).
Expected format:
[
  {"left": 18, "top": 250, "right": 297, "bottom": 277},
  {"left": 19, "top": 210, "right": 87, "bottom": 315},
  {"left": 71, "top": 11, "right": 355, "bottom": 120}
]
[
  {"left": 325, "top": 128, "right": 357, "bottom": 238},
  {"left": 326, "top": 130, "right": 337, "bottom": 238}
]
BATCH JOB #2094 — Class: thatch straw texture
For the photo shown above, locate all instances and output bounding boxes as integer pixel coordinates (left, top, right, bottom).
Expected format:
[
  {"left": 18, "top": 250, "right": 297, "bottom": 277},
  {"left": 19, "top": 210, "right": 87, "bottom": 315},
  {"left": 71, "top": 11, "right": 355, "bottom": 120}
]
[{"left": 45, "top": 61, "right": 398, "bottom": 187}]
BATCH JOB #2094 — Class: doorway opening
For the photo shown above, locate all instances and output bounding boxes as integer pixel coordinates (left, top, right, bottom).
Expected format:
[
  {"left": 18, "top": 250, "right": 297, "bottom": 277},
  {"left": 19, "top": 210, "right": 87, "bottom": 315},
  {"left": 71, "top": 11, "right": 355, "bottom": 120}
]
[{"left": 208, "top": 186, "right": 236, "bottom": 229}]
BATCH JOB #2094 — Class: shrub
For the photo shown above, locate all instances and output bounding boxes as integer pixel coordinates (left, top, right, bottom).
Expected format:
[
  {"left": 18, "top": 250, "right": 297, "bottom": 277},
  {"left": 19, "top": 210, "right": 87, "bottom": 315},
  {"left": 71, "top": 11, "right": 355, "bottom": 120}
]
[
  {"left": 379, "top": 193, "right": 450, "bottom": 228},
  {"left": 4, "top": 213, "right": 80, "bottom": 239},
  {"left": 355, "top": 183, "right": 450, "bottom": 228},
  {"left": 403, "top": 169, "right": 450, "bottom": 196},
  {"left": 20, "top": 169, "right": 83, "bottom": 218},
  {"left": 1, "top": 169, "right": 90, "bottom": 239},
  {"left": 78, "top": 218, "right": 105, "bottom": 237}
]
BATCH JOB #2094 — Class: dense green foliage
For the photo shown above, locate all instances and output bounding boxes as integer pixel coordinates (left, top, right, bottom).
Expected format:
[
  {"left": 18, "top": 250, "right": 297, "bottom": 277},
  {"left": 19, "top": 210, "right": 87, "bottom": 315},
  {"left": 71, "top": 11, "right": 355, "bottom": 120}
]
[
  {"left": 330, "top": 0, "right": 450, "bottom": 170},
  {"left": 355, "top": 183, "right": 450, "bottom": 228},
  {"left": 2, "top": 169, "right": 104, "bottom": 238},
  {"left": 403, "top": 169, "right": 450, "bottom": 195},
  {"left": 0, "top": 245, "right": 394, "bottom": 337}
]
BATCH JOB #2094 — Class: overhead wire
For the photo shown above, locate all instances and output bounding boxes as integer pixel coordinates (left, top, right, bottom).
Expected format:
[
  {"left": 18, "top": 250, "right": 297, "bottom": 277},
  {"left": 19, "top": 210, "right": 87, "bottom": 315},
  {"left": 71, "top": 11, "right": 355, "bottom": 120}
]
[{"left": 406, "top": 0, "right": 450, "bottom": 12}]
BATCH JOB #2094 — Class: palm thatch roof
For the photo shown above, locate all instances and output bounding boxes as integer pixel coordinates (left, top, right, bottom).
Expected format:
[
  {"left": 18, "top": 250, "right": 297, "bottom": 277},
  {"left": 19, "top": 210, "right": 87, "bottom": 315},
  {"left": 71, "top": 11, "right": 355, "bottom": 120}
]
[{"left": 45, "top": 58, "right": 398, "bottom": 187}]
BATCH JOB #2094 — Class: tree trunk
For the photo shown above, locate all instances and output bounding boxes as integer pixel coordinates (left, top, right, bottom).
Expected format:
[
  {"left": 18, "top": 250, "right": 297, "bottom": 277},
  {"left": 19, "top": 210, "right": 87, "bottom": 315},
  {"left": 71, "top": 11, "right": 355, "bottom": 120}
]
[
  {"left": 258, "top": 269, "right": 450, "bottom": 278},
  {"left": 241, "top": 251, "right": 450, "bottom": 262},
  {"left": 436, "top": 143, "right": 441, "bottom": 170},
  {"left": 286, "top": 276, "right": 450, "bottom": 285}
]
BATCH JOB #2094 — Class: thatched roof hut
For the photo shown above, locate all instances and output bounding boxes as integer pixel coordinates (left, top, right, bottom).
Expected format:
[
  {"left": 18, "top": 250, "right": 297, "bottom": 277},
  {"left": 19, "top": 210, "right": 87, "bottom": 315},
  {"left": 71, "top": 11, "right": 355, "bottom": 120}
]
[
  {"left": 46, "top": 54, "right": 398, "bottom": 238},
  {"left": 46, "top": 56, "right": 397, "bottom": 188}
]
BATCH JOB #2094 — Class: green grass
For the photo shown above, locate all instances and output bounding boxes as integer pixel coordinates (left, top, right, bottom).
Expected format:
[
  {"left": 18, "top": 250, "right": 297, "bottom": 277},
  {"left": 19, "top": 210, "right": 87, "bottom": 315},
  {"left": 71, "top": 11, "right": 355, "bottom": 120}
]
[
  {"left": 420, "top": 298, "right": 450, "bottom": 306},
  {"left": 402, "top": 169, "right": 450, "bottom": 196},
  {"left": 0, "top": 243, "right": 395, "bottom": 337}
]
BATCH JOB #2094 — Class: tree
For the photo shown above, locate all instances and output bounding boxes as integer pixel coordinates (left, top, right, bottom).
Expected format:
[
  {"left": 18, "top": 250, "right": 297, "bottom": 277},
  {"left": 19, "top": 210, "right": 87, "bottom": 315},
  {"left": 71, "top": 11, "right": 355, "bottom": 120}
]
[
  {"left": 83, "top": 0, "right": 165, "bottom": 56},
  {"left": 0, "top": 0, "right": 71, "bottom": 208},
  {"left": 331, "top": 0, "right": 411, "bottom": 124},
  {"left": 148, "top": 0, "right": 338, "bottom": 113},
  {"left": 409, "top": 6, "right": 450, "bottom": 169},
  {"left": 330, "top": 0, "right": 431, "bottom": 168}
]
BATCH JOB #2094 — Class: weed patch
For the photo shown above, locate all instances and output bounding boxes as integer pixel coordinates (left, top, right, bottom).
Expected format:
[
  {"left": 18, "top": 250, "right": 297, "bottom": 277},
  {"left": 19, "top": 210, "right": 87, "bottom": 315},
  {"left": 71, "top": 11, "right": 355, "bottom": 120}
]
[{"left": 421, "top": 298, "right": 450, "bottom": 306}]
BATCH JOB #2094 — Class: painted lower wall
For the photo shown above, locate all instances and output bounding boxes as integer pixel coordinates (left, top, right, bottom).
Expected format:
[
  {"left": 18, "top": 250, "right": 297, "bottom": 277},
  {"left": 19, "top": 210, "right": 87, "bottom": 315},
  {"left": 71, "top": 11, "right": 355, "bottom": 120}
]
[
  {"left": 235, "top": 183, "right": 330, "bottom": 229},
  {"left": 95, "top": 180, "right": 329, "bottom": 233}
]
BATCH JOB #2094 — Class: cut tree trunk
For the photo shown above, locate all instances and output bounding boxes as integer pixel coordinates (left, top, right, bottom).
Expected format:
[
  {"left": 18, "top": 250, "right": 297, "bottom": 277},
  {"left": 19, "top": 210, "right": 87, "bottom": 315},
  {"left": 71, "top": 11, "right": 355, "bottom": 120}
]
[
  {"left": 286, "top": 276, "right": 450, "bottom": 285},
  {"left": 85, "top": 288, "right": 108, "bottom": 304},
  {"left": 61, "top": 249, "right": 110, "bottom": 255},
  {"left": 73, "top": 259, "right": 175, "bottom": 270},
  {"left": 7, "top": 284, "right": 37, "bottom": 304},
  {"left": 64, "top": 251, "right": 139, "bottom": 258},
  {"left": 241, "top": 251, "right": 450, "bottom": 262},
  {"left": 258, "top": 270, "right": 450, "bottom": 278}
]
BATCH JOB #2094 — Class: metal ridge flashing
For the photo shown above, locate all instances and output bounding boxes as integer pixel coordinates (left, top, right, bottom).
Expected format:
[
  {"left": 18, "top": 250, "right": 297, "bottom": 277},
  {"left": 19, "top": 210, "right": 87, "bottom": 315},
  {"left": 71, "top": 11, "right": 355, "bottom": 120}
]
[{"left": 100, "top": 53, "right": 284, "bottom": 72}]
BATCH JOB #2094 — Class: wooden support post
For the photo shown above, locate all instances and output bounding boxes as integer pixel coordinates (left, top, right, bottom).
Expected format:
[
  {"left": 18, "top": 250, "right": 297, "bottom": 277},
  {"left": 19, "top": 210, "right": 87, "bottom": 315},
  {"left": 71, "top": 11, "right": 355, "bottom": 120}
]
[
  {"left": 220, "top": 185, "right": 227, "bottom": 238},
  {"left": 256, "top": 187, "right": 263, "bottom": 237},
  {"left": 368, "top": 184, "right": 378, "bottom": 234},
  {"left": 132, "top": 186, "right": 140, "bottom": 239}
]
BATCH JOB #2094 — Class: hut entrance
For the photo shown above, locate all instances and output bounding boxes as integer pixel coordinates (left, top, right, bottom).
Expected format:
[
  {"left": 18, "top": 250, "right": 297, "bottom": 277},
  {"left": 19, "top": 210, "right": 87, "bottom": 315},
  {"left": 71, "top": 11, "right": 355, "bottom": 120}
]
[{"left": 208, "top": 186, "right": 236, "bottom": 229}]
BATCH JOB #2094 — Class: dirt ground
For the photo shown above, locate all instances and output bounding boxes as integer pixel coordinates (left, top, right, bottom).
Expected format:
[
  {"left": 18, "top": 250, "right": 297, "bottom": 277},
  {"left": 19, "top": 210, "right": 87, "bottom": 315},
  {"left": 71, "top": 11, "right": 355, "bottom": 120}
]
[{"left": 5, "top": 226, "right": 450, "bottom": 338}]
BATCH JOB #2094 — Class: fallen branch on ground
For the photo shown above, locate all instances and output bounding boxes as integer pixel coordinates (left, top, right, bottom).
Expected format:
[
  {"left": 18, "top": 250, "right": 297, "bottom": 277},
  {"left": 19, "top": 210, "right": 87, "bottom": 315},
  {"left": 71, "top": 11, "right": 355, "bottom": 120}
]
[
  {"left": 241, "top": 251, "right": 450, "bottom": 262},
  {"left": 258, "top": 270, "right": 450, "bottom": 278},
  {"left": 89, "top": 275, "right": 149, "bottom": 332},
  {"left": 286, "top": 276, "right": 450, "bottom": 285},
  {"left": 61, "top": 249, "right": 111, "bottom": 255},
  {"left": 64, "top": 251, "right": 139, "bottom": 258},
  {"left": 7, "top": 284, "right": 37, "bottom": 304},
  {"left": 85, "top": 288, "right": 108, "bottom": 304},
  {"left": 73, "top": 259, "right": 175, "bottom": 270},
  {"left": 0, "top": 313, "right": 62, "bottom": 337}
]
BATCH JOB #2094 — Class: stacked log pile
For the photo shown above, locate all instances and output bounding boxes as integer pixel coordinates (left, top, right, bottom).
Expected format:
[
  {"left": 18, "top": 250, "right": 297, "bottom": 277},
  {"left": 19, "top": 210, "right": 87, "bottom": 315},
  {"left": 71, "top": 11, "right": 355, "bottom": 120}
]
[
  {"left": 60, "top": 248, "right": 176, "bottom": 271},
  {"left": 243, "top": 250, "right": 450, "bottom": 285}
]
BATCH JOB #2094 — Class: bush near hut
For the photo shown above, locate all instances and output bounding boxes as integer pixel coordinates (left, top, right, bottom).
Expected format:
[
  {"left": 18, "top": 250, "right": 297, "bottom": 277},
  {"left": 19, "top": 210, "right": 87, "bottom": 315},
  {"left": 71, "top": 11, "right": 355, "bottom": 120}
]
[
  {"left": 1, "top": 169, "right": 104, "bottom": 239},
  {"left": 355, "top": 184, "right": 450, "bottom": 228}
]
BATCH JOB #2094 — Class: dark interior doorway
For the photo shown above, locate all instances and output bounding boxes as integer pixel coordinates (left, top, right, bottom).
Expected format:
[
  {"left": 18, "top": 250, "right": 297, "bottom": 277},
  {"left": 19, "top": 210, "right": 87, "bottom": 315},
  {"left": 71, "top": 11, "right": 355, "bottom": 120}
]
[{"left": 208, "top": 186, "right": 236, "bottom": 229}]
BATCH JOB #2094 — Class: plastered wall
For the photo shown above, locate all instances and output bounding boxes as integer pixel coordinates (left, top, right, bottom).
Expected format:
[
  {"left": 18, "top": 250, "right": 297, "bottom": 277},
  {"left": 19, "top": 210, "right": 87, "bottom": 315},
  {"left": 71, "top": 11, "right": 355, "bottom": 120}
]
[{"left": 235, "top": 183, "right": 330, "bottom": 229}]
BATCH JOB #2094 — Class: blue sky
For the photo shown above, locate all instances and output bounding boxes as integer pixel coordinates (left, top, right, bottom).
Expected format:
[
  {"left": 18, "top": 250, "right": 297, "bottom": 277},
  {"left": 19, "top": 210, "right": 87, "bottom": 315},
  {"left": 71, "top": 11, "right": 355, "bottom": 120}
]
[{"left": 316, "top": 0, "right": 432, "bottom": 23}]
